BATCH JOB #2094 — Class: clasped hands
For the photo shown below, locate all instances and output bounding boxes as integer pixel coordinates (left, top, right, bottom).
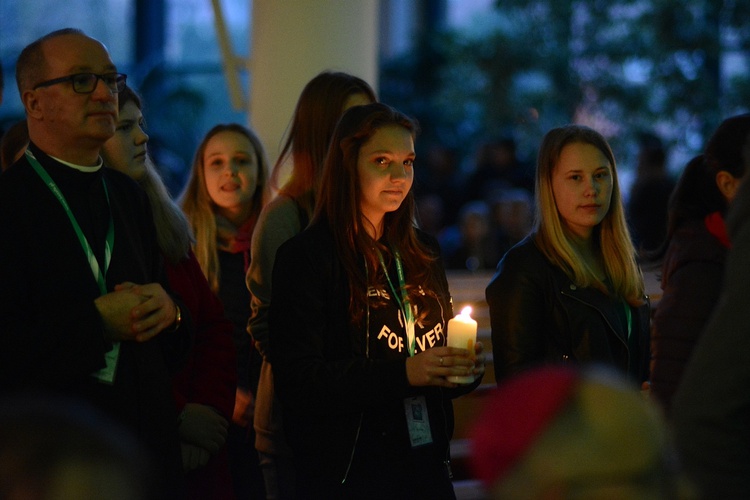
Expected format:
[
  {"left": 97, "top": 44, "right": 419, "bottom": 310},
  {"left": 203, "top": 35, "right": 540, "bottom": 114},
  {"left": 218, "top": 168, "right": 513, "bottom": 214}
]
[
  {"left": 95, "top": 281, "right": 178, "bottom": 342},
  {"left": 405, "top": 341, "right": 485, "bottom": 387}
]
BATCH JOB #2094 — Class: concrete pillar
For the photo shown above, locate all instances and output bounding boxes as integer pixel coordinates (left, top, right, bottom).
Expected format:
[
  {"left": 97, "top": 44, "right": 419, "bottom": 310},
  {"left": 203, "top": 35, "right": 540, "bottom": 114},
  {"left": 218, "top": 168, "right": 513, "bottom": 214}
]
[{"left": 248, "top": 0, "right": 380, "bottom": 168}]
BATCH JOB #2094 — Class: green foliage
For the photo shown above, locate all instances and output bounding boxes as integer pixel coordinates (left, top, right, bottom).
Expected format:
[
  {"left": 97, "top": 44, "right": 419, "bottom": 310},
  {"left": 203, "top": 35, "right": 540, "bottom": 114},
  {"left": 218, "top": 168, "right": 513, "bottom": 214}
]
[{"left": 380, "top": 0, "right": 750, "bottom": 172}]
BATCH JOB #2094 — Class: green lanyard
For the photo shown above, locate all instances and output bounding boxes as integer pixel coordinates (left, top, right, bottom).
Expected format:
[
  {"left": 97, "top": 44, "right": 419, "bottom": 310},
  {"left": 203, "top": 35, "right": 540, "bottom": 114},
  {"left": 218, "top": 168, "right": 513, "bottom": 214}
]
[
  {"left": 623, "top": 302, "right": 632, "bottom": 340},
  {"left": 26, "top": 150, "right": 114, "bottom": 295},
  {"left": 377, "top": 248, "right": 416, "bottom": 356},
  {"left": 27, "top": 149, "right": 119, "bottom": 383}
]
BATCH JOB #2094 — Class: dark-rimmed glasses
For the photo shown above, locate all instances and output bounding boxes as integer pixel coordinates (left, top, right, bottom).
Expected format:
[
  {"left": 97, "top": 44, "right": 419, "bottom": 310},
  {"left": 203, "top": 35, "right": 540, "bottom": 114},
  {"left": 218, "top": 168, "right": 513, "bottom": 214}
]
[{"left": 33, "top": 73, "right": 127, "bottom": 94}]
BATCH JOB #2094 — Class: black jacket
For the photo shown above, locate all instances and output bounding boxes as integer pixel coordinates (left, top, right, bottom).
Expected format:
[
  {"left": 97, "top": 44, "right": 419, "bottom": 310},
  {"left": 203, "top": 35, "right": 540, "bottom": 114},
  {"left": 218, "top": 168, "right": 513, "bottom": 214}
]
[
  {"left": 486, "top": 235, "right": 650, "bottom": 383},
  {"left": 651, "top": 218, "right": 727, "bottom": 413},
  {"left": 671, "top": 181, "right": 750, "bottom": 498},
  {"left": 269, "top": 219, "right": 478, "bottom": 498}
]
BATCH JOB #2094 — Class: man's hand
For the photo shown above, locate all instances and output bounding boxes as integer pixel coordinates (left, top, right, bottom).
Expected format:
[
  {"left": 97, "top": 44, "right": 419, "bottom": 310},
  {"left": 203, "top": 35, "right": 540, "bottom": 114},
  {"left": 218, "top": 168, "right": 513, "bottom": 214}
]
[
  {"left": 114, "top": 282, "right": 178, "bottom": 341},
  {"left": 94, "top": 288, "right": 147, "bottom": 341}
]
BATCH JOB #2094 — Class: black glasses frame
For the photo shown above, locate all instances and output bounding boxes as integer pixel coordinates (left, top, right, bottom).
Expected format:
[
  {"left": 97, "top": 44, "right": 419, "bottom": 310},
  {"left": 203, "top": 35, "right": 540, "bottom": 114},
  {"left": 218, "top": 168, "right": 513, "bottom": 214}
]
[{"left": 33, "top": 72, "right": 127, "bottom": 94}]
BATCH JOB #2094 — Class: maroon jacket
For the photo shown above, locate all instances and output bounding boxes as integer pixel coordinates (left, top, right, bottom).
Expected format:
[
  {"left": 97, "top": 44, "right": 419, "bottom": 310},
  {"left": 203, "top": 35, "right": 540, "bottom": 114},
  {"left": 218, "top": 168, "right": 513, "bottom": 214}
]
[{"left": 168, "top": 250, "right": 237, "bottom": 500}]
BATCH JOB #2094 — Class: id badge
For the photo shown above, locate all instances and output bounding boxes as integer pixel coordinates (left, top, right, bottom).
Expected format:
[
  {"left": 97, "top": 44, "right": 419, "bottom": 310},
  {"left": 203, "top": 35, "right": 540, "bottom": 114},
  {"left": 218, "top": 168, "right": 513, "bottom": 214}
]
[
  {"left": 92, "top": 342, "right": 120, "bottom": 384},
  {"left": 404, "top": 396, "right": 433, "bottom": 447}
]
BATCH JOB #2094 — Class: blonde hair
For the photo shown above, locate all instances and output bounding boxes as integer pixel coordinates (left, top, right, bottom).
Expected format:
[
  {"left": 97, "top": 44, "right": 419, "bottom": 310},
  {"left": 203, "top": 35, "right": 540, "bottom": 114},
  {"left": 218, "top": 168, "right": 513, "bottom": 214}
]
[
  {"left": 139, "top": 157, "right": 194, "bottom": 264},
  {"left": 534, "top": 125, "right": 644, "bottom": 305},
  {"left": 179, "top": 123, "right": 270, "bottom": 291}
]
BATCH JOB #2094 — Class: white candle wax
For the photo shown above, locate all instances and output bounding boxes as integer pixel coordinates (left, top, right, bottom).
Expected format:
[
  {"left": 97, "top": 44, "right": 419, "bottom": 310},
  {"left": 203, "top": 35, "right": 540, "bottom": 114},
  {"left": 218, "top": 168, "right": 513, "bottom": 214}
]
[{"left": 446, "top": 306, "right": 477, "bottom": 384}]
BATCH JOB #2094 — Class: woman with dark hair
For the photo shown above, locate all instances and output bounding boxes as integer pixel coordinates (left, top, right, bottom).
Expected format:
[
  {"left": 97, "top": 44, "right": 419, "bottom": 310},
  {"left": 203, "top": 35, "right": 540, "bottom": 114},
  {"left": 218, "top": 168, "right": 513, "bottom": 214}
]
[
  {"left": 486, "top": 124, "right": 650, "bottom": 384},
  {"left": 245, "top": 70, "right": 376, "bottom": 498},
  {"left": 180, "top": 122, "right": 271, "bottom": 498},
  {"left": 650, "top": 113, "right": 750, "bottom": 414},
  {"left": 269, "top": 103, "right": 484, "bottom": 499}
]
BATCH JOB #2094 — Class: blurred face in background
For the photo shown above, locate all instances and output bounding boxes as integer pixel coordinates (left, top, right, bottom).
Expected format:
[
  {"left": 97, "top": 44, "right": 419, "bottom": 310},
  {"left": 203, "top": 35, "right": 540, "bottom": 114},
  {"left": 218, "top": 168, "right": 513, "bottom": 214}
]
[
  {"left": 203, "top": 130, "right": 259, "bottom": 223},
  {"left": 101, "top": 100, "right": 148, "bottom": 180}
]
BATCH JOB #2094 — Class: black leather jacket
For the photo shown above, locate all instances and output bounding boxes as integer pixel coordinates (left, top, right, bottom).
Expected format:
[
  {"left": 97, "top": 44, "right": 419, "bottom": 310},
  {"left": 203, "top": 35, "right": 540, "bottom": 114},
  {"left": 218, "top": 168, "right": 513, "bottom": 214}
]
[{"left": 486, "top": 235, "right": 650, "bottom": 383}]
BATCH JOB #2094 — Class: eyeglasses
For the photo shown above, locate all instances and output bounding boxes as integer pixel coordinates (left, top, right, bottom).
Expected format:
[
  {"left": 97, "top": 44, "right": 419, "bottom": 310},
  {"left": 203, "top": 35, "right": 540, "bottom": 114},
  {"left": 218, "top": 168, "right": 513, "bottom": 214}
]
[{"left": 33, "top": 72, "right": 127, "bottom": 94}]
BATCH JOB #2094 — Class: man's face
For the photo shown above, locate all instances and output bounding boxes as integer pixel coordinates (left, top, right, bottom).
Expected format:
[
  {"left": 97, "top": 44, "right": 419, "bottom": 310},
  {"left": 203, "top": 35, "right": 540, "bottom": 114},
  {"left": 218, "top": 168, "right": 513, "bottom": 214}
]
[{"left": 31, "top": 34, "right": 118, "bottom": 150}]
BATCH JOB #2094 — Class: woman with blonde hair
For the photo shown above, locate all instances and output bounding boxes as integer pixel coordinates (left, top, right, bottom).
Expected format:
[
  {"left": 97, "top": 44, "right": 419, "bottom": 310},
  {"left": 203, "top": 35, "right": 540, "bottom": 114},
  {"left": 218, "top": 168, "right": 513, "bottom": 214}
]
[
  {"left": 486, "top": 124, "right": 650, "bottom": 384},
  {"left": 180, "top": 122, "right": 271, "bottom": 498}
]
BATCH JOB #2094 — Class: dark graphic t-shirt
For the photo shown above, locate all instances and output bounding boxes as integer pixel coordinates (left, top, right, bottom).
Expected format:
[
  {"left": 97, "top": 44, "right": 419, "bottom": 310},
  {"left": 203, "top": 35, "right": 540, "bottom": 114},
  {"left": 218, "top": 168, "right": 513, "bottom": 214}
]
[{"left": 366, "top": 282, "right": 448, "bottom": 361}]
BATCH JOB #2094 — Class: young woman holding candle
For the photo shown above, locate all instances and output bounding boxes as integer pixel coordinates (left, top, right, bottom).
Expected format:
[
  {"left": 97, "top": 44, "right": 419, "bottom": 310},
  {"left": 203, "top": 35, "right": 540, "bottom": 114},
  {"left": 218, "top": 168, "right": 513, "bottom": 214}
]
[
  {"left": 486, "top": 124, "right": 650, "bottom": 385},
  {"left": 268, "top": 103, "right": 485, "bottom": 499}
]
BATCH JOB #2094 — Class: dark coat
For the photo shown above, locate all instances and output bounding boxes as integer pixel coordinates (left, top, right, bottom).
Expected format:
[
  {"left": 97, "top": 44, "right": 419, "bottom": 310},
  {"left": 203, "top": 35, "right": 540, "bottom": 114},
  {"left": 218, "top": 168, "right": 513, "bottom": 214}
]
[
  {"left": 486, "top": 235, "right": 650, "bottom": 383},
  {"left": 269, "top": 219, "right": 478, "bottom": 499},
  {"left": 672, "top": 181, "right": 750, "bottom": 499},
  {"left": 0, "top": 144, "right": 192, "bottom": 495},
  {"left": 650, "top": 218, "right": 727, "bottom": 413}
]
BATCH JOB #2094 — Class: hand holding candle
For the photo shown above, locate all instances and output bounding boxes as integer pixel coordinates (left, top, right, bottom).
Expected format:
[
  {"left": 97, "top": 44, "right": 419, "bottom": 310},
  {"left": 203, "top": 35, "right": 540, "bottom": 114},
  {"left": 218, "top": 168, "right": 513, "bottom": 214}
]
[{"left": 446, "top": 306, "right": 477, "bottom": 384}]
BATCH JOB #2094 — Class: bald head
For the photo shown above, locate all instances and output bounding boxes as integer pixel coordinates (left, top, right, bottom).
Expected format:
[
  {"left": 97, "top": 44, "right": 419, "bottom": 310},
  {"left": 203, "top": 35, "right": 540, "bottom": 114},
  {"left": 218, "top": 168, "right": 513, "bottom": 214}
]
[
  {"left": 16, "top": 28, "right": 86, "bottom": 96},
  {"left": 18, "top": 29, "right": 119, "bottom": 165}
]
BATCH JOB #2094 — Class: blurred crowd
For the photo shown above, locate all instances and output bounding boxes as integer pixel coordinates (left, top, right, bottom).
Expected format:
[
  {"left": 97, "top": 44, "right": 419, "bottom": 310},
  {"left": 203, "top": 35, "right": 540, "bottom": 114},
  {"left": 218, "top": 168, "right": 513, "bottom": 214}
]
[{"left": 3, "top": 25, "right": 750, "bottom": 500}]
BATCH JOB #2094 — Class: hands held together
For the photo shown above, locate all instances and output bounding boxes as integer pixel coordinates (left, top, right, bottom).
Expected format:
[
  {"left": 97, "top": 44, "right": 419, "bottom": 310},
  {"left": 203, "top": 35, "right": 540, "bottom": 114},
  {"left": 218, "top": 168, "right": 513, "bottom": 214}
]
[
  {"left": 95, "top": 282, "right": 179, "bottom": 342},
  {"left": 406, "top": 341, "right": 486, "bottom": 387}
]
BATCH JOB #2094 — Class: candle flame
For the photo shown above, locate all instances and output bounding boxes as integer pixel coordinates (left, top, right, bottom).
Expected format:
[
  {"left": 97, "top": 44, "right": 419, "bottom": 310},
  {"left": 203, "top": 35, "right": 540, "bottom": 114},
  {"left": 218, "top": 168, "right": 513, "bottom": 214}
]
[{"left": 461, "top": 306, "right": 473, "bottom": 317}]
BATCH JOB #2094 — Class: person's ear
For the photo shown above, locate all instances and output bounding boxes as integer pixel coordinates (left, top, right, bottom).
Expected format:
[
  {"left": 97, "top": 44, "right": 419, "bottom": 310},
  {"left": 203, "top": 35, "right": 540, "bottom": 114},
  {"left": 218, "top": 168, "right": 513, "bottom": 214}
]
[
  {"left": 22, "top": 89, "right": 44, "bottom": 120},
  {"left": 716, "top": 170, "right": 741, "bottom": 203}
]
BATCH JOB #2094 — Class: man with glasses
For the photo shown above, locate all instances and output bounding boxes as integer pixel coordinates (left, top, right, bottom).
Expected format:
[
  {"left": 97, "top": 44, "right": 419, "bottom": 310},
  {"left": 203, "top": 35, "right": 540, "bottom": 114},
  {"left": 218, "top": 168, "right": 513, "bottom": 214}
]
[{"left": 0, "top": 28, "right": 191, "bottom": 497}]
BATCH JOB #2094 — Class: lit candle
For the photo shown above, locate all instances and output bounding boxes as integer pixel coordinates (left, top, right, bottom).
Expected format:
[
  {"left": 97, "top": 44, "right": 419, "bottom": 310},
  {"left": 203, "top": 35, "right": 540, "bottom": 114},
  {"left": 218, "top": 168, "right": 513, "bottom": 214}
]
[{"left": 446, "top": 306, "right": 477, "bottom": 384}]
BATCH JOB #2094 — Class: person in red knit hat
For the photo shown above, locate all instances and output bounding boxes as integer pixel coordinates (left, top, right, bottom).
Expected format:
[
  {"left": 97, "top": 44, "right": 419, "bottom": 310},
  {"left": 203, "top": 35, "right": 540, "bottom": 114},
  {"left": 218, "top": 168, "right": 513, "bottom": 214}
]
[{"left": 470, "top": 365, "right": 696, "bottom": 499}]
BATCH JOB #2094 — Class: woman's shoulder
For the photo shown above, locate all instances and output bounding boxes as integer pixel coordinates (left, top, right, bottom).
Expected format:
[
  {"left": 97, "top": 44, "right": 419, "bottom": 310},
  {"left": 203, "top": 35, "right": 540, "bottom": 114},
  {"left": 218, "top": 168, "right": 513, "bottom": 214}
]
[
  {"left": 487, "top": 235, "right": 549, "bottom": 292},
  {"left": 498, "top": 235, "right": 546, "bottom": 269},
  {"left": 254, "top": 194, "right": 306, "bottom": 241},
  {"left": 279, "top": 219, "right": 332, "bottom": 254},
  {"left": 260, "top": 194, "right": 302, "bottom": 222},
  {"left": 416, "top": 227, "right": 441, "bottom": 253},
  {"left": 667, "top": 218, "right": 727, "bottom": 264}
]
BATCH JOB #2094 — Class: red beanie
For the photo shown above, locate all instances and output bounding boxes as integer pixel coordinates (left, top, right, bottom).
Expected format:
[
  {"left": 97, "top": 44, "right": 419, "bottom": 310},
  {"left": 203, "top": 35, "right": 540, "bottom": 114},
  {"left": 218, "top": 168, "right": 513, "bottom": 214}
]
[{"left": 469, "top": 365, "right": 580, "bottom": 486}]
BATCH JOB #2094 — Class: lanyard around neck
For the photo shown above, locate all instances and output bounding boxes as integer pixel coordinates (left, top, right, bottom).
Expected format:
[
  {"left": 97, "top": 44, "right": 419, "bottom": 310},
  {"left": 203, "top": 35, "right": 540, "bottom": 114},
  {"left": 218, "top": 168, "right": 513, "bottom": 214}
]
[
  {"left": 26, "top": 150, "right": 114, "bottom": 295},
  {"left": 377, "top": 248, "right": 416, "bottom": 356}
]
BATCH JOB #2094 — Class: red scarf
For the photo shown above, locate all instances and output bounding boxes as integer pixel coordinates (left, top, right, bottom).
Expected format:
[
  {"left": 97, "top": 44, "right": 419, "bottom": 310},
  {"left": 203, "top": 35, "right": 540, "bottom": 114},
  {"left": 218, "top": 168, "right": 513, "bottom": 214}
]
[
  {"left": 704, "top": 211, "right": 731, "bottom": 249},
  {"left": 216, "top": 214, "right": 257, "bottom": 272}
]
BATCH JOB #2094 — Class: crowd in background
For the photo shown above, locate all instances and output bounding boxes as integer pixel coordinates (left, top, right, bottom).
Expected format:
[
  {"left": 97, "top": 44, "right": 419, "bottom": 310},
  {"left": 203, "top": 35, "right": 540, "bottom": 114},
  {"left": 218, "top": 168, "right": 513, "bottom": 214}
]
[{"left": 3, "top": 26, "right": 750, "bottom": 500}]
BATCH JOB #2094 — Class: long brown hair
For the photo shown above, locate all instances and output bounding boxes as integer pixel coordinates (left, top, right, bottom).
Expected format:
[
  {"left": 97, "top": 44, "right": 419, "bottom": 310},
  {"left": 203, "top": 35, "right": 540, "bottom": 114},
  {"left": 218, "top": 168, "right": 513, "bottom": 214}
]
[
  {"left": 272, "top": 71, "right": 376, "bottom": 217},
  {"left": 104, "top": 85, "right": 194, "bottom": 265},
  {"left": 313, "top": 102, "right": 436, "bottom": 323},
  {"left": 534, "top": 124, "right": 644, "bottom": 305},
  {"left": 180, "top": 123, "right": 270, "bottom": 291}
]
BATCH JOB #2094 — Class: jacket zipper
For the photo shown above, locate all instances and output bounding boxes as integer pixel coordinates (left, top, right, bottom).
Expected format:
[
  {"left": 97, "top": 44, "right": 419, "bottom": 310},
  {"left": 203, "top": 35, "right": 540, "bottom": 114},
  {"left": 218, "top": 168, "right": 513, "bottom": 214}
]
[
  {"left": 560, "top": 290, "right": 631, "bottom": 369},
  {"left": 342, "top": 277, "right": 370, "bottom": 484},
  {"left": 439, "top": 386, "right": 453, "bottom": 479}
]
